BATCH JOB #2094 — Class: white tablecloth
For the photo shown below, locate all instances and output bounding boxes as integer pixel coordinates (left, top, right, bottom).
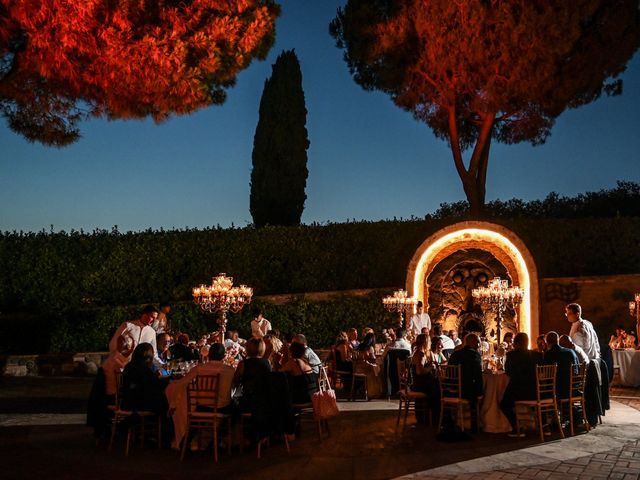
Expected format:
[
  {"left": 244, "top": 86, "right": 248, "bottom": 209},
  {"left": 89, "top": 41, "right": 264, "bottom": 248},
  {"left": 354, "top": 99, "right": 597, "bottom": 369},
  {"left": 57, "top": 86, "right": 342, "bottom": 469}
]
[
  {"left": 481, "top": 372, "right": 512, "bottom": 433},
  {"left": 613, "top": 349, "right": 640, "bottom": 387}
]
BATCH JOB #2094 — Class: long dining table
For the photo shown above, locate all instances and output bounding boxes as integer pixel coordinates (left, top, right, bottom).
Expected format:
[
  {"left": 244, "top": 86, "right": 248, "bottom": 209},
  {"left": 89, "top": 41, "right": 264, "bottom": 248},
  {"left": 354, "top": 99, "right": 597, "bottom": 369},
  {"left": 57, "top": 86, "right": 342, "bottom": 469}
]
[
  {"left": 612, "top": 349, "right": 640, "bottom": 387},
  {"left": 481, "top": 371, "right": 512, "bottom": 433}
]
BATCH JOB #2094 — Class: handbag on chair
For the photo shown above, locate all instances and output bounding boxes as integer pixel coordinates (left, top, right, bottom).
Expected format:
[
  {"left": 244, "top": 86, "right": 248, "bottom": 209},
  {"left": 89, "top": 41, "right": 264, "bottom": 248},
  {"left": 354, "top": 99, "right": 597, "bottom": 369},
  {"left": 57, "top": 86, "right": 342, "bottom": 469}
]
[{"left": 312, "top": 366, "right": 339, "bottom": 419}]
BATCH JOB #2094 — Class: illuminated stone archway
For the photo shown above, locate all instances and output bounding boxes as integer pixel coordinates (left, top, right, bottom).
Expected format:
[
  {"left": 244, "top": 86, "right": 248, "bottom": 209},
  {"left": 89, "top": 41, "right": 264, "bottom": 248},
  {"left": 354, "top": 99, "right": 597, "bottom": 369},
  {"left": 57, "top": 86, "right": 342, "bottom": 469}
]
[{"left": 406, "top": 221, "right": 539, "bottom": 339}]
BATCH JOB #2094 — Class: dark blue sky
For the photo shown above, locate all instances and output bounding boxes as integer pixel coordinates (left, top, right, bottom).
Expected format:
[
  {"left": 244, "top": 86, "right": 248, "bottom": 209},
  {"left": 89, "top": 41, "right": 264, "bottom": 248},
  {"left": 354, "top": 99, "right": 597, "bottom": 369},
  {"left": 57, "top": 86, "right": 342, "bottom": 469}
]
[{"left": 1, "top": 1, "right": 639, "bottom": 233}]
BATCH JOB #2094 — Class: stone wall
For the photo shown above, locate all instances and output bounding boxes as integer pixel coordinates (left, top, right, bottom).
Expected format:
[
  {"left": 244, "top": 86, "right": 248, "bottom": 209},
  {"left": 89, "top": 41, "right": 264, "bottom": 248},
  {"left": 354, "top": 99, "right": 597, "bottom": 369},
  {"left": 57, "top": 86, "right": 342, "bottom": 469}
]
[{"left": 538, "top": 273, "right": 640, "bottom": 340}]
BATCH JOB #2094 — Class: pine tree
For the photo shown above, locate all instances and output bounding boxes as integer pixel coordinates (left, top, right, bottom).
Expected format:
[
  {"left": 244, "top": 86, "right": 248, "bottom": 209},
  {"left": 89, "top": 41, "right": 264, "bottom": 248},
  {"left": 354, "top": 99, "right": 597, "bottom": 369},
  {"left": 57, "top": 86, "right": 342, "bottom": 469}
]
[
  {"left": 250, "top": 49, "right": 309, "bottom": 227},
  {"left": 331, "top": 0, "right": 640, "bottom": 217},
  {"left": 0, "top": 0, "right": 279, "bottom": 146}
]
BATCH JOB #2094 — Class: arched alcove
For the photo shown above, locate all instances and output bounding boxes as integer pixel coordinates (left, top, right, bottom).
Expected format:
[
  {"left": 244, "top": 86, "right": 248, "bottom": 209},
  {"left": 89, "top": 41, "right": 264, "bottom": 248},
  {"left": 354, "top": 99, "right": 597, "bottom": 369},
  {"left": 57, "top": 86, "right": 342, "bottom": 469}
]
[{"left": 405, "top": 222, "right": 539, "bottom": 339}]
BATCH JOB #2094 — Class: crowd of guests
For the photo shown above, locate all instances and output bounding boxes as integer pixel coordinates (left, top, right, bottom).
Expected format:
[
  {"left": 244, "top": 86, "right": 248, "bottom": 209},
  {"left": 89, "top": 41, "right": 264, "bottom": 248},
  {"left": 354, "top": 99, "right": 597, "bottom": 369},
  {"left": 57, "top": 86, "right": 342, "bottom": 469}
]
[
  {"left": 91, "top": 299, "right": 611, "bottom": 445},
  {"left": 91, "top": 306, "right": 326, "bottom": 449}
]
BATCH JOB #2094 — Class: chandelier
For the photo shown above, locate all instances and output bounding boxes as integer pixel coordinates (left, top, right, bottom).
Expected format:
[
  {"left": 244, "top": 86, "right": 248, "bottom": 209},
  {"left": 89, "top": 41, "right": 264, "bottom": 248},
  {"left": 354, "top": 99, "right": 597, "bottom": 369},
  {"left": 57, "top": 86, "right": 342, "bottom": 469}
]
[
  {"left": 472, "top": 277, "right": 524, "bottom": 344},
  {"left": 192, "top": 273, "right": 253, "bottom": 333},
  {"left": 382, "top": 289, "right": 418, "bottom": 328}
]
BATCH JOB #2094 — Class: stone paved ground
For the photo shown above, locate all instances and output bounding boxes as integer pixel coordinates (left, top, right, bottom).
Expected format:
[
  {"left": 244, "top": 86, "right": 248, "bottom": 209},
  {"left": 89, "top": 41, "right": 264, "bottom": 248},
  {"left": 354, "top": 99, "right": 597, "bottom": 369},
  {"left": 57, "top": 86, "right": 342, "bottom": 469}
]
[
  {"left": 398, "top": 386, "right": 640, "bottom": 480},
  {"left": 1, "top": 377, "right": 639, "bottom": 479}
]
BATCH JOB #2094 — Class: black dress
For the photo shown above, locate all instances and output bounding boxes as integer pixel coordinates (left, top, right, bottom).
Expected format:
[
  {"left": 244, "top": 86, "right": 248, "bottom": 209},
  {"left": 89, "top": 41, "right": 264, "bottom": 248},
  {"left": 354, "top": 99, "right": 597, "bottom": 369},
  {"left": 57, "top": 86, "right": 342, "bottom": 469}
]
[
  {"left": 238, "top": 357, "right": 272, "bottom": 413},
  {"left": 121, "top": 363, "right": 169, "bottom": 414},
  {"left": 287, "top": 360, "right": 319, "bottom": 404}
]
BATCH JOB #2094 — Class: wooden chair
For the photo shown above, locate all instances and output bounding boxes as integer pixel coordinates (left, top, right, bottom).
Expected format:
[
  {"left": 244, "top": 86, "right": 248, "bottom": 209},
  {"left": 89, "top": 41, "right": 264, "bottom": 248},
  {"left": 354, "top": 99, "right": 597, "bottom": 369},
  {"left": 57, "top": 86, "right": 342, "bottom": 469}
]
[
  {"left": 560, "top": 363, "right": 590, "bottom": 436},
  {"left": 349, "top": 354, "right": 369, "bottom": 401},
  {"left": 396, "top": 357, "right": 428, "bottom": 425},
  {"left": 515, "top": 364, "right": 565, "bottom": 442},
  {"left": 180, "top": 374, "right": 232, "bottom": 462},
  {"left": 108, "top": 371, "right": 160, "bottom": 456},
  {"left": 438, "top": 364, "right": 479, "bottom": 432}
]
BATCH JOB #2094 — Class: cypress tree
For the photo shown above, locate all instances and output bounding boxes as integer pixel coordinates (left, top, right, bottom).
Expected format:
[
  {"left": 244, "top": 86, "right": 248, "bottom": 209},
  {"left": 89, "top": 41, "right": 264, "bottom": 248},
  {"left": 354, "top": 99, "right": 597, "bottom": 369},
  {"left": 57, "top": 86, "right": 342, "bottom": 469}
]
[{"left": 250, "top": 49, "right": 309, "bottom": 227}]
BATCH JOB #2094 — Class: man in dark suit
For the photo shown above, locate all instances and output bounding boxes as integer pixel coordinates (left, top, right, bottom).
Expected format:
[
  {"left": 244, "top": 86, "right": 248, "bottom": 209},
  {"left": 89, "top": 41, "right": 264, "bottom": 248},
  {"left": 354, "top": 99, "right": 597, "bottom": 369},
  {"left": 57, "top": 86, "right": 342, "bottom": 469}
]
[
  {"left": 448, "top": 333, "right": 483, "bottom": 430},
  {"left": 500, "top": 332, "right": 541, "bottom": 436},
  {"left": 543, "top": 331, "right": 578, "bottom": 400}
]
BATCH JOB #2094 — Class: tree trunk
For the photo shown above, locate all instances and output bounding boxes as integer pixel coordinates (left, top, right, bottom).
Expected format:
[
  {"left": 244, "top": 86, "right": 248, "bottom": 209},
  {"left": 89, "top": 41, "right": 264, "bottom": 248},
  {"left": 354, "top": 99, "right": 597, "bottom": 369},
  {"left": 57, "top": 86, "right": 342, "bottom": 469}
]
[{"left": 447, "top": 109, "right": 494, "bottom": 219}]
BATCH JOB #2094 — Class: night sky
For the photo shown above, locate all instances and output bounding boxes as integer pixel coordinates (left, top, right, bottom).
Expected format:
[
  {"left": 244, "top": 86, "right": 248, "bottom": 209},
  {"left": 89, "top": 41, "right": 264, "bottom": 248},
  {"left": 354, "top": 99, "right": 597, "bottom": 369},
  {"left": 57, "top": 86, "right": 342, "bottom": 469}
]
[{"left": 1, "top": 1, "right": 639, "bottom": 233}]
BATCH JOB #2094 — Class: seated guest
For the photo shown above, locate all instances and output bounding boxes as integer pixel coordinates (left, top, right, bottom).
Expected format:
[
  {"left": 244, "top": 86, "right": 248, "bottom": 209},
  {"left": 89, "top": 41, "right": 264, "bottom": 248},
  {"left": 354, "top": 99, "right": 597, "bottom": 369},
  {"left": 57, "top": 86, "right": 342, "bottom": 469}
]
[
  {"left": 102, "top": 334, "right": 134, "bottom": 400},
  {"left": 263, "top": 334, "right": 284, "bottom": 371},
  {"left": 544, "top": 331, "right": 578, "bottom": 400},
  {"left": 560, "top": 335, "right": 589, "bottom": 365},
  {"left": 387, "top": 328, "right": 411, "bottom": 352},
  {"left": 334, "top": 332, "right": 353, "bottom": 372},
  {"left": 609, "top": 325, "right": 635, "bottom": 349},
  {"left": 503, "top": 332, "right": 515, "bottom": 351},
  {"left": 224, "top": 330, "right": 246, "bottom": 357},
  {"left": 410, "top": 334, "right": 439, "bottom": 423},
  {"left": 267, "top": 330, "right": 283, "bottom": 353},
  {"left": 293, "top": 334, "right": 323, "bottom": 374},
  {"left": 356, "top": 332, "right": 377, "bottom": 364},
  {"left": 154, "top": 333, "right": 173, "bottom": 373},
  {"left": 535, "top": 334, "right": 547, "bottom": 354},
  {"left": 432, "top": 324, "right": 456, "bottom": 351},
  {"left": 500, "top": 332, "right": 539, "bottom": 436},
  {"left": 170, "top": 333, "right": 199, "bottom": 361},
  {"left": 234, "top": 337, "right": 272, "bottom": 413},
  {"left": 448, "top": 334, "right": 484, "bottom": 430},
  {"left": 347, "top": 328, "right": 359, "bottom": 349},
  {"left": 429, "top": 336, "right": 447, "bottom": 366},
  {"left": 179, "top": 343, "right": 236, "bottom": 413},
  {"left": 281, "top": 342, "right": 319, "bottom": 404},
  {"left": 121, "top": 343, "right": 170, "bottom": 415},
  {"left": 449, "top": 329, "right": 462, "bottom": 347}
]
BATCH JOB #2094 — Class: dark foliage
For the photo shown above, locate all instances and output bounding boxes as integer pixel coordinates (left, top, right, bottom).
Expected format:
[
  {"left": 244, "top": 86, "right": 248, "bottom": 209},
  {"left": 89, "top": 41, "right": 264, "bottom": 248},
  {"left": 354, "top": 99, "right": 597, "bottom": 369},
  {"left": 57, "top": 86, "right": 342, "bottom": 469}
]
[
  {"left": 430, "top": 181, "right": 640, "bottom": 220},
  {"left": 250, "top": 49, "right": 309, "bottom": 227}
]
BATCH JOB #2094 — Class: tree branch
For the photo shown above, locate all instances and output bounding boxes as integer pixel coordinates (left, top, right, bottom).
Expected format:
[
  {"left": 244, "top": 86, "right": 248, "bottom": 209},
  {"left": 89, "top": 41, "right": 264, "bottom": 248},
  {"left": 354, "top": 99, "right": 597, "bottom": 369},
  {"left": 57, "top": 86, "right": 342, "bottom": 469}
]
[
  {"left": 468, "top": 112, "right": 495, "bottom": 175},
  {"left": 447, "top": 104, "right": 468, "bottom": 181}
]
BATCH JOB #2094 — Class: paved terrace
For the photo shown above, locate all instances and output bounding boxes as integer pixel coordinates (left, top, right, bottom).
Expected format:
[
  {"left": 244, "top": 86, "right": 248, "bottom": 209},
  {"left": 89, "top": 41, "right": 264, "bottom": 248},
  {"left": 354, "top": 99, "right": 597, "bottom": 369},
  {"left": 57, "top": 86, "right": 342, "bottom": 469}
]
[{"left": 1, "top": 377, "right": 639, "bottom": 480}]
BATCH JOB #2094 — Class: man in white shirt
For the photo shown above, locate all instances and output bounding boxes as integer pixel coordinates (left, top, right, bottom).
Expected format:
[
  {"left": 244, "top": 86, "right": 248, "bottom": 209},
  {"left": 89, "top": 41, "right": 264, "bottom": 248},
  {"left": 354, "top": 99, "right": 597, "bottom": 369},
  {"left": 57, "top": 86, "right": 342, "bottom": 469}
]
[
  {"left": 388, "top": 327, "right": 411, "bottom": 351},
  {"left": 250, "top": 308, "right": 272, "bottom": 338},
  {"left": 566, "top": 303, "right": 601, "bottom": 360},
  {"left": 433, "top": 324, "right": 456, "bottom": 350},
  {"left": 109, "top": 305, "right": 159, "bottom": 356},
  {"left": 408, "top": 301, "right": 431, "bottom": 338}
]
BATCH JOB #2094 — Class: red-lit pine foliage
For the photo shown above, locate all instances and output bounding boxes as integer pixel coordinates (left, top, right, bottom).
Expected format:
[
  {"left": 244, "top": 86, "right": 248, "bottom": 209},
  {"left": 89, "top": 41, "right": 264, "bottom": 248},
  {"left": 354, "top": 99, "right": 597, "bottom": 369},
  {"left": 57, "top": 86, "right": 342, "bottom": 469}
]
[
  {"left": 0, "top": 0, "right": 279, "bottom": 146},
  {"left": 331, "top": 0, "right": 640, "bottom": 216}
]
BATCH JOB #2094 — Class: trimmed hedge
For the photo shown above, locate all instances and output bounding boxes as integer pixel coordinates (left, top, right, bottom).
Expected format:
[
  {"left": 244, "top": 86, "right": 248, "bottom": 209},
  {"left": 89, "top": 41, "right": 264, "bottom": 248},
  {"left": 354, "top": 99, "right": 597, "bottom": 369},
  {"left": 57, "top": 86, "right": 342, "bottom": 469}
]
[
  {"left": 40, "top": 293, "right": 395, "bottom": 354},
  {"left": 1, "top": 217, "right": 639, "bottom": 353}
]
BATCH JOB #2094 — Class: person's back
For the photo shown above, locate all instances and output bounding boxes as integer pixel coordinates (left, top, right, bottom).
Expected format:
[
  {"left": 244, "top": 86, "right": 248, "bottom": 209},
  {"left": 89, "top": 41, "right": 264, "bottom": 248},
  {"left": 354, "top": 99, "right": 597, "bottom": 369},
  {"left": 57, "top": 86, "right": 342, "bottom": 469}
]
[
  {"left": 122, "top": 343, "right": 168, "bottom": 414},
  {"left": 282, "top": 342, "right": 318, "bottom": 404},
  {"left": 504, "top": 348, "right": 538, "bottom": 400},
  {"left": 544, "top": 332, "right": 578, "bottom": 399},
  {"left": 448, "top": 339, "right": 483, "bottom": 401}
]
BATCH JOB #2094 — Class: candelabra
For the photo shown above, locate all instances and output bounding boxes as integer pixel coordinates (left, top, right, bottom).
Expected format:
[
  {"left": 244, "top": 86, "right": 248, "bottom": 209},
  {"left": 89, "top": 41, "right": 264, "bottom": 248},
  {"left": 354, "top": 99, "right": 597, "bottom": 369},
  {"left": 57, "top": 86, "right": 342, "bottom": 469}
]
[
  {"left": 382, "top": 289, "right": 418, "bottom": 329},
  {"left": 472, "top": 277, "right": 524, "bottom": 344},
  {"left": 192, "top": 273, "right": 253, "bottom": 334},
  {"left": 630, "top": 293, "right": 640, "bottom": 338}
]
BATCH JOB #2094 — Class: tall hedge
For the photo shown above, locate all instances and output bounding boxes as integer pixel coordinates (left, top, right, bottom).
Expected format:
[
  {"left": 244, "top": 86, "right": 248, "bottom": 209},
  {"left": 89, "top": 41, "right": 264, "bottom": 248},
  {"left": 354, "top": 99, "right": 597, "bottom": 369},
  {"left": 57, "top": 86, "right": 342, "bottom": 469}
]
[{"left": 1, "top": 217, "right": 639, "bottom": 353}]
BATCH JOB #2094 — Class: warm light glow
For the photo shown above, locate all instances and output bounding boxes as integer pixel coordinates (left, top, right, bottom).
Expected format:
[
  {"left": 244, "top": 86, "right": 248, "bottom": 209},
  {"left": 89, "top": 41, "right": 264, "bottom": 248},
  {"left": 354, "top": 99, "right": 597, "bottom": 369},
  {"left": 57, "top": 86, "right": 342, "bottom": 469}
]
[{"left": 408, "top": 227, "right": 533, "bottom": 339}]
